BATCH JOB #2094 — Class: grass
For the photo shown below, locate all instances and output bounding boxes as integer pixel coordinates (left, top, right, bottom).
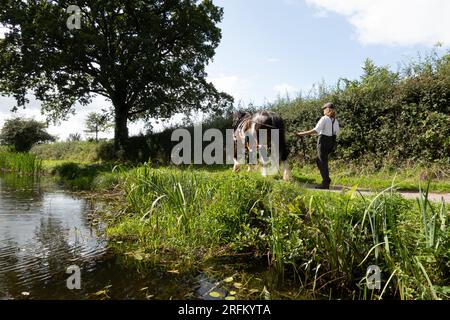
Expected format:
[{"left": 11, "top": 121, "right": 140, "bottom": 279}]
[
  {"left": 5, "top": 149, "right": 445, "bottom": 300},
  {"left": 29, "top": 140, "right": 450, "bottom": 193},
  {"left": 103, "top": 163, "right": 449, "bottom": 300},
  {"left": 30, "top": 140, "right": 114, "bottom": 162},
  {"left": 47, "top": 161, "right": 121, "bottom": 191},
  {"left": 292, "top": 162, "right": 450, "bottom": 193},
  {"left": 0, "top": 152, "right": 42, "bottom": 175}
]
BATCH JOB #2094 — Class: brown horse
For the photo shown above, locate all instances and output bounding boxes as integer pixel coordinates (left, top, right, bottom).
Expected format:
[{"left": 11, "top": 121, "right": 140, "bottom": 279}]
[{"left": 232, "top": 110, "right": 290, "bottom": 181}]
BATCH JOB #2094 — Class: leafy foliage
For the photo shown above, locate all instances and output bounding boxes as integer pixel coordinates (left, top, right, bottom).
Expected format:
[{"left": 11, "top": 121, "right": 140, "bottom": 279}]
[
  {"left": 67, "top": 133, "right": 82, "bottom": 142},
  {"left": 106, "top": 165, "right": 449, "bottom": 299},
  {"left": 84, "top": 112, "right": 112, "bottom": 141},
  {"left": 0, "top": 118, "right": 55, "bottom": 152},
  {"left": 272, "top": 52, "right": 450, "bottom": 165},
  {"left": 30, "top": 140, "right": 114, "bottom": 162},
  {"left": 0, "top": 0, "right": 233, "bottom": 154}
]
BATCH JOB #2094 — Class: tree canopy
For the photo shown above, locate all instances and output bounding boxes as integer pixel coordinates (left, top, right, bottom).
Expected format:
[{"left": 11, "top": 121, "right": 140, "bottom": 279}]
[
  {"left": 84, "top": 111, "right": 111, "bottom": 141},
  {"left": 0, "top": 118, "right": 55, "bottom": 152},
  {"left": 0, "top": 0, "right": 232, "bottom": 157}
]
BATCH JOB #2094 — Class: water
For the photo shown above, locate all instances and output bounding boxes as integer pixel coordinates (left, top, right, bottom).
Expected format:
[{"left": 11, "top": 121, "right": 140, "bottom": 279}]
[{"left": 0, "top": 174, "right": 296, "bottom": 300}]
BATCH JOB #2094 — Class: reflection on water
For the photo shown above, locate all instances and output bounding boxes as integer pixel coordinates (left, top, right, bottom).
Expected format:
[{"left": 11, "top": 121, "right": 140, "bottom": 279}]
[
  {"left": 0, "top": 174, "right": 295, "bottom": 300},
  {"left": 0, "top": 174, "right": 107, "bottom": 299},
  {"left": 0, "top": 174, "right": 218, "bottom": 300}
]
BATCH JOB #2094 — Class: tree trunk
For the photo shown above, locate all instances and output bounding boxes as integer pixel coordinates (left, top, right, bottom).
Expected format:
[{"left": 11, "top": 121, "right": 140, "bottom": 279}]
[{"left": 114, "top": 107, "right": 129, "bottom": 160}]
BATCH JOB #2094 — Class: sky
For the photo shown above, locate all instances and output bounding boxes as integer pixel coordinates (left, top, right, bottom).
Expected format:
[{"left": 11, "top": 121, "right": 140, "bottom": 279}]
[{"left": 1, "top": 0, "right": 449, "bottom": 140}]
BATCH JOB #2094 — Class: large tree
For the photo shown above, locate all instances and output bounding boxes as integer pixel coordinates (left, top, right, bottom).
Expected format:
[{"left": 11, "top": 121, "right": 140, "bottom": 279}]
[{"left": 0, "top": 0, "right": 232, "bottom": 157}]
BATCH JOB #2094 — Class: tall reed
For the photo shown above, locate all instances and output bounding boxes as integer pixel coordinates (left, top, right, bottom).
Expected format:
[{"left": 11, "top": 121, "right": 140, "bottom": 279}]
[
  {"left": 108, "top": 163, "right": 449, "bottom": 299},
  {"left": 0, "top": 152, "right": 42, "bottom": 175}
]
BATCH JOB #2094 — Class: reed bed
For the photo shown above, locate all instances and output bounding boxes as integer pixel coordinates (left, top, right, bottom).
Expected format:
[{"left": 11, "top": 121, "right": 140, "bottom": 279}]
[
  {"left": 0, "top": 152, "right": 43, "bottom": 175},
  {"left": 107, "top": 163, "right": 449, "bottom": 300}
]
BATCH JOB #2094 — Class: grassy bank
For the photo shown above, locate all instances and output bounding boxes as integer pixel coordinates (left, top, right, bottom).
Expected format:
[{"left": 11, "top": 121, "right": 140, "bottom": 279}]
[
  {"left": 31, "top": 140, "right": 114, "bottom": 162},
  {"left": 30, "top": 138, "right": 450, "bottom": 193},
  {"left": 4, "top": 151, "right": 446, "bottom": 299},
  {"left": 0, "top": 152, "right": 42, "bottom": 175},
  {"left": 43, "top": 160, "right": 121, "bottom": 191},
  {"left": 292, "top": 162, "right": 450, "bottom": 193},
  {"left": 101, "top": 164, "right": 449, "bottom": 300}
]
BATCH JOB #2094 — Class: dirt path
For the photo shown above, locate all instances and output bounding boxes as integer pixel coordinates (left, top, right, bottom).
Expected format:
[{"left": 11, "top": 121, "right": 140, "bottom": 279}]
[{"left": 303, "top": 184, "right": 450, "bottom": 203}]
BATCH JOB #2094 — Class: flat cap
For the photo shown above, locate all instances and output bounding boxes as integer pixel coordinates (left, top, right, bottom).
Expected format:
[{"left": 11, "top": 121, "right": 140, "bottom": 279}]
[{"left": 322, "top": 102, "right": 335, "bottom": 110}]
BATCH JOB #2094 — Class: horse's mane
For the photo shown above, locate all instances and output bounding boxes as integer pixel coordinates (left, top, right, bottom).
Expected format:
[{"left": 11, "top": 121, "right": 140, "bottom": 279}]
[{"left": 233, "top": 111, "right": 251, "bottom": 130}]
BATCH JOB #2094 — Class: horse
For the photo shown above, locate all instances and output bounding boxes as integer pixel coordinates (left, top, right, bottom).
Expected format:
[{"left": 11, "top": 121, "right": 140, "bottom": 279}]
[{"left": 232, "top": 110, "right": 290, "bottom": 181}]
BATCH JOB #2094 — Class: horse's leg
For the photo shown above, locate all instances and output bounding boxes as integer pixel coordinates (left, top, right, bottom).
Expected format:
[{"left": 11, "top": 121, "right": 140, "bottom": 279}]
[
  {"left": 233, "top": 135, "right": 241, "bottom": 172},
  {"left": 258, "top": 143, "right": 270, "bottom": 177},
  {"left": 247, "top": 123, "right": 258, "bottom": 172},
  {"left": 258, "top": 127, "right": 272, "bottom": 177},
  {"left": 260, "top": 151, "right": 269, "bottom": 177},
  {"left": 233, "top": 158, "right": 241, "bottom": 172},
  {"left": 282, "top": 160, "right": 291, "bottom": 181}
]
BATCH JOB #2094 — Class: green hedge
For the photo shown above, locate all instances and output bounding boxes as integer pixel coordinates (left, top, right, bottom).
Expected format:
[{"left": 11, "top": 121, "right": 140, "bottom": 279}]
[
  {"left": 30, "top": 140, "right": 114, "bottom": 162},
  {"left": 272, "top": 55, "right": 450, "bottom": 165},
  {"left": 29, "top": 53, "right": 450, "bottom": 166}
]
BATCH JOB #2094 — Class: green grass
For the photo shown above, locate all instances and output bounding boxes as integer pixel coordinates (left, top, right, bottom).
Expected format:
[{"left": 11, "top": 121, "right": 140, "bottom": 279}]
[
  {"left": 103, "top": 163, "right": 449, "bottom": 300},
  {"left": 292, "top": 162, "right": 450, "bottom": 193},
  {"left": 30, "top": 140, "right": 114, "bottom": 162},
  {"left": 0, "top": 152, "right": 42, "bottom": 175},
  {"left": 42, "top": 159, "right": 98, "bottom": 170},
  {"left": 47, "top": 161, "right": 121, "bottom": 191},
  {"left": 17, "top": 154, "right": 447, "bottom": 300}
]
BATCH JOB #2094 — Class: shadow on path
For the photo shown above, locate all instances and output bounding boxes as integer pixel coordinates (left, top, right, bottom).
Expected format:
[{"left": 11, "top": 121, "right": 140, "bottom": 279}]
[{"left": 297, "top": 182, "right": 450, "bottom": 202}]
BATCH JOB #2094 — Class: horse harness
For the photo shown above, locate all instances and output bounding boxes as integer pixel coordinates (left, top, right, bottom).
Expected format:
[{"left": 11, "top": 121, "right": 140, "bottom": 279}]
[{"left": 234, "top": 115, "right": 278, "bottom": 151}]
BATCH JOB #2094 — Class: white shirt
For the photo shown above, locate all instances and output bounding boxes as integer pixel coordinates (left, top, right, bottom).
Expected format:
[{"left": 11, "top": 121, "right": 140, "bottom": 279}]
[{"left": 314, "top": 116, "right": 340, "bottom": 136}]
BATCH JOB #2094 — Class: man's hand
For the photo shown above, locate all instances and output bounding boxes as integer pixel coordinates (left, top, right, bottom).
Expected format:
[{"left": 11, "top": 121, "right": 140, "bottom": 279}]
[{"left": 296, "top": 132, "right": 304, "bottom": 137}]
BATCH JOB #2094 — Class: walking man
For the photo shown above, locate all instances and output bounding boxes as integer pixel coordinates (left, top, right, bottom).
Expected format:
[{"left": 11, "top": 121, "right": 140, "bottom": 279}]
[{"left": 296, "top": 102, "right": 340, "bottom": 189}]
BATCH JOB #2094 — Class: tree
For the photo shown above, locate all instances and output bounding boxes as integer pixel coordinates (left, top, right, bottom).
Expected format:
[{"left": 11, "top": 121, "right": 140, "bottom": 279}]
[
  {"left": 67, "top": 133, "right": 82, "bottom": 141},
  {"left": 0, "top": 0, "right": 233, "bottom": 158},
  {"left": 84, "top": 112, "right": 111, "bottom": 141},
  {"left": 0, "top": 118, "right": 55, "bottom": 152}
]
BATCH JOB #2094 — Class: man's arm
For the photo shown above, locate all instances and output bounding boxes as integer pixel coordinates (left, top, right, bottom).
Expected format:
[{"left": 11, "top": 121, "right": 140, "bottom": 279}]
[
  {"left": 296, "top": 116, "right": 324, "bottom": 137},
  {"left": 296, "top": 129, "right": 318, "bottom": 137}
]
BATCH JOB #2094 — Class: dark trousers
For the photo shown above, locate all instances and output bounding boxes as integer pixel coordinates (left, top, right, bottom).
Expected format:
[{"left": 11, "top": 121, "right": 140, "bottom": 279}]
[{"left": 316, "top": 135, "right": 334, "bottom": 186}]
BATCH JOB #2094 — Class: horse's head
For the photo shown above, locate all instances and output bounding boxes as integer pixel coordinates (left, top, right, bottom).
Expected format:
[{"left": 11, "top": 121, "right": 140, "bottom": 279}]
[{"left": 232, "top": 110, "right": 249, "bottom": 128}]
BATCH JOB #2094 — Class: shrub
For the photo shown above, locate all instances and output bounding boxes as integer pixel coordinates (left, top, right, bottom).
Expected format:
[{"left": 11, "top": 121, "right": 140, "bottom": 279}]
[{"left": 0, "top": 118, "right": 55, "bottom": 152}]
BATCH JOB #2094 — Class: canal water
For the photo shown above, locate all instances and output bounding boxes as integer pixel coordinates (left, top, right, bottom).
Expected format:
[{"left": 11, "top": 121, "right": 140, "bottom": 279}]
[{"left": 0, "top": 174, "right": 296, "bottom": 300}]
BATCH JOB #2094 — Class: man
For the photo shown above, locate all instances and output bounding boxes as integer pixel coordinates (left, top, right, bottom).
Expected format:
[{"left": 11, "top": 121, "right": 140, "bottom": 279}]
[{"left": 296, "top": 102, "right": 340, "bottom": 189}]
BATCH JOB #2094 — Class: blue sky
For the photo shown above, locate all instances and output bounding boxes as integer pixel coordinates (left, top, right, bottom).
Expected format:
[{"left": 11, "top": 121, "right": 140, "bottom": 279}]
[
  {"left": 1, "top": 0, "right": 449, "bottom": 139},
  {"left": 206, "top": 0, "right": 449, "bottom": 105}
]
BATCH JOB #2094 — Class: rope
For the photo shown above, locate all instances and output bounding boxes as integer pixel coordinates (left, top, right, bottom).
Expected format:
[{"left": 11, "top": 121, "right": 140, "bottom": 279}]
[{"left": 248, "top": 120, "right": 279, "bottom": 129}]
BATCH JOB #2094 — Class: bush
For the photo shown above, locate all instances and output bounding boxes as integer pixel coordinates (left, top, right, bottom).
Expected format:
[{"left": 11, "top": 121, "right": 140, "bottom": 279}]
[
  {"left": 108, "top": 165, "right": 449, "bottom": 299},
  {"left": 0, "top": 118, "right": 55, "bottom": 152},
  {"left": 30, "top": 140, "right": 115, "bottom": 162},
  {"left": 52, "top": 162, "right": 117, "bottom": 190},
  {"left": 270, "top": 53, "right": 450, "bottom": 165}
]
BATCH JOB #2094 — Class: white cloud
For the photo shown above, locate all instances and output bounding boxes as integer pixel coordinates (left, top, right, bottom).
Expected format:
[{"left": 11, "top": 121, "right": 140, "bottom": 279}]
[
  {"left": 0, "top": 95, "right": 114, "bottom": 141},
  {"left": 208, "top": 73, "right": 256, "bottom": 104},
  {"left": 0, "top": 94, "right": 194, "bottom": 140},
  {"left": 304, "top": 0, "right": 450, "bottom": 46},
  {"left": 209, "top": 74, "right": 249, "bottom": 95},
  {"left": 267, "top": 58, "right": 280, "bottom": 63}
]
